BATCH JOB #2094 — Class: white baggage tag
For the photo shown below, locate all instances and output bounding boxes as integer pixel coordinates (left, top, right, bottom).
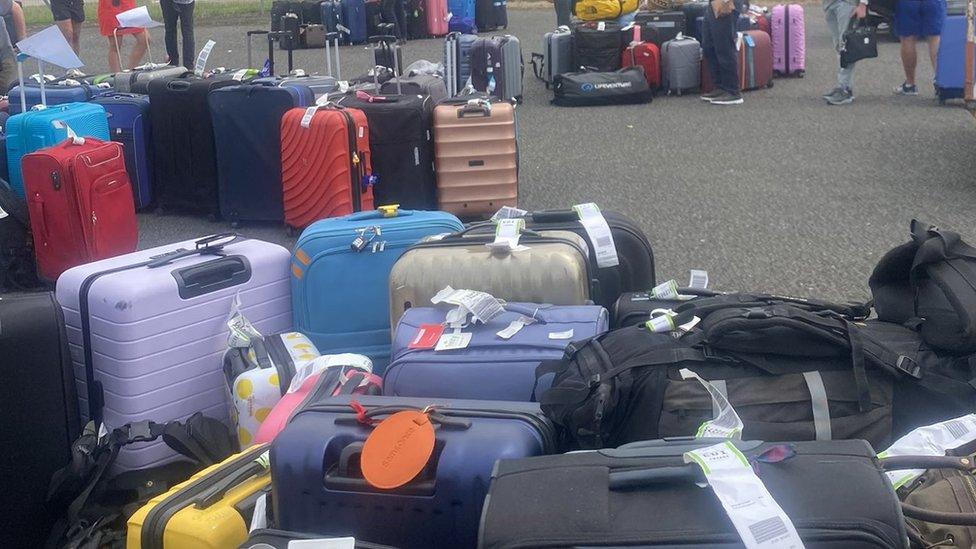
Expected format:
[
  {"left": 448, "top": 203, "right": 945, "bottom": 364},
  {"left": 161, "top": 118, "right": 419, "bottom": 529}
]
[
  {"left": 300, "top": 106, "right": 318, "bottom": 128},
  {"left": 194, "top": 39, "right": 217, "bottom": 76},
  {"left": 573, "top": 203, "right": 618, "bottom": 268},
  {"left": 490, "top": 205, "right": 528, "bottom": 221},
  {"left": 650, "top": 279, "right": 681, "bottom": 300},
  {"left": 880, "top": 414, "right": 976, "bottom": 488},
  {"left": 684, "top": 442, "right": 805, "bottom": 549},
  {"left": 646, "top": 312, "right": 676, "bottom": 333},
  {"left": 689, "top": 269, "right": 709, "bottom": 290},
  {"left": 435, "top": 330, "right": 472, "bottom": 351},
  {"left": 597, "top": 21, "right": 606, "bottom": 31},
  {"left": 431, "top": 286, "right": 504, "bottom": 324},
  {"left": 288, "top": 538, "right": 356, "bottom": 549},
  {"left": 548, "top": 329, "right": 574, "bottom": 340},
  {"left": 0, "top": 203, "right": 7, "bottom": 219},
  {"left": 681, "top": 368, "right": 743, "bottom": 438},
  {"left": 232, "top": 68, "right": 249, "bottom": 81},
  {"left": 489, "top": 218, "right": 524, "bottom": 251},
  {"left": 496, "top": 315, "right": 536, "bottom": 340},
  {"left": 249, "top": 493, "right": 268, "bottom": 532},
  {"left": 735, "top": 32, "right": 743, "bottom": 51}
]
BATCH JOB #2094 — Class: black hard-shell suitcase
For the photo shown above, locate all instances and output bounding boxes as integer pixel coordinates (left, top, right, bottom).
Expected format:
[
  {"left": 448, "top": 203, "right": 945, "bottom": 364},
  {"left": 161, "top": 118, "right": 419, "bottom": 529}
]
[
  {"left": 476, "top": 0, "right": 497, "bottom": 31},
  {"left": 480, "top": 438, "right": 908, "bottom": 549},
  {"left": 271, "top": 0, "right": 303, "bottom": 30},
  {"left": 573, "top": 20, "right": 622, "bottom": 71},
  {"left": 335, "top": 92, "right": 437, "bottom": 210},
  {"left": 148, "top": 74, "right": 238, "bottom": 217},
  {"left": 406, "top": 0, "right": 428, "bottom": 38},
  {"left": 0, "top": 292, "right": 80, "bottom": 548},
  {"left": 280, "top": 12, "right": 302, "bottom": 50},
  {"left": 302, "top": 0, "right": 323, "bottom": 23},
  {"left": 636, "top": 10, "right": 687, "bottom": 46}
]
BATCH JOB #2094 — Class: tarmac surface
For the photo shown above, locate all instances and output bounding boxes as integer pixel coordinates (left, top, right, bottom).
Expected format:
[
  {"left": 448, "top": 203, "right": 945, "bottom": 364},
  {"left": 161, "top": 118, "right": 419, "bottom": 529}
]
[{"left": 60, "top": 7, "right": 976, "bottom": 301}]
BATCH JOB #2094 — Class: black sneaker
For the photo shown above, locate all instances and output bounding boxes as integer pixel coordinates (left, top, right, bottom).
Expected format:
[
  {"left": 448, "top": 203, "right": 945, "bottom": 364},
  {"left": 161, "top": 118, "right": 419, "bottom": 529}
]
[
  {"left": 710, "top": 92, "right": 743, "bottom": 105},
  {"left": 700, "top": 90, "right": 724, "bottom": 102},
  {"left": 894, "top": 82, "right": 919, "bottom": 96},
  {"left": 826, "top": 88, "right": 854, "bottom": 105},
  {"left": 822, "top": 87, "right": 842, "bottom": 100}
]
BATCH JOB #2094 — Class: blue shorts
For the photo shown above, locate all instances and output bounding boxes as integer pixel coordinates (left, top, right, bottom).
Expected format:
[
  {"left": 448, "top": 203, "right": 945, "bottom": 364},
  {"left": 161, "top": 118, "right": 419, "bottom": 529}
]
[{"left": 894, "top": 0, "right": 946, "bottom": 38}]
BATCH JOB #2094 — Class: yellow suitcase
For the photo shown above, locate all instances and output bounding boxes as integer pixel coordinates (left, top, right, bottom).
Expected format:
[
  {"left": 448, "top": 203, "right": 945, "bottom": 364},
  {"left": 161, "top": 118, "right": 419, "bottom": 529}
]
[{"left": 127, "top": 444, "right": 270, "bottom": 549}]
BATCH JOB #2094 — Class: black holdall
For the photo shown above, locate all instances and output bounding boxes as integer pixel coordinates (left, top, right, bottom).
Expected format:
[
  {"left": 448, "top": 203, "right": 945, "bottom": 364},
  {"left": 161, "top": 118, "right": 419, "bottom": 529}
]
[
  {"left": 871, "top": 219, "right": 976, "bottom": 353},
  {"left": 840, "top": 18, "right": 877, "bottom": 68},
  {"left": 537, "top": 298, "right": 925, "bottom": 451},
  {"left": 552, "top": 66, "right": 654, "bottom": 106}
]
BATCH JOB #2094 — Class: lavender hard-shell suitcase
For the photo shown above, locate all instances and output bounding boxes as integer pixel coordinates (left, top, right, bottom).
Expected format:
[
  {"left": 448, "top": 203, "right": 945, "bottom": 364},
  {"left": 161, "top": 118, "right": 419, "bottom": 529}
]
[
  {"left": 271, "top": 394, "right": 556, "bottom": 548},
  {"left": 385, "top": 303, "right": 609, "bottom": 401},
  {"left": 56, "top": 235, "right": 292, "bottom": 471},
  {"left": 772, "top": 4, "right": 805, "bottom": 76}
]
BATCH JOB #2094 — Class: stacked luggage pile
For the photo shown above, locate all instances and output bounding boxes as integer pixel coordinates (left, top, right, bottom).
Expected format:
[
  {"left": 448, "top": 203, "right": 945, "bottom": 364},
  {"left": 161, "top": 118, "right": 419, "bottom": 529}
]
[
  {"left": 9, "top": 203, "right": 976, "bottom": 548},
  {"left": 536, "top": 0, "right": 806, "bottom": 105},
  {"left": 0, "top": 29, "right": 531, "bottom": 287}
]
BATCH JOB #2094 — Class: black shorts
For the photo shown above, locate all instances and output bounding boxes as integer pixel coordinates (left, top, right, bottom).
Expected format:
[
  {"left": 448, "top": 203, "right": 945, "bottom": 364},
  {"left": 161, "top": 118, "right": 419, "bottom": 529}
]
[{"left": 50, "top": 0, "right": 85, "bottom": 22}]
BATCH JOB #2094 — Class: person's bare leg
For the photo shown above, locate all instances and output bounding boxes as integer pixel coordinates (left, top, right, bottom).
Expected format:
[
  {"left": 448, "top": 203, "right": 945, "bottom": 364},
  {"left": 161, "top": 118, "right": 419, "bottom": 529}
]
[
  {"left": 901, "top": 35, "right": 918, "bottom": 85},
  {"left": 55, "top": 20, "right": 75, "bottom": 51},
  {"left": 70, "top": 21, "right": 82, "bottom": 54},
  {"left": 107, "top": 35, "right": 121, "bottom": 73},
  {"left": 127, "top": 31, "right": 149, "bottom": 69},
  {"left": 928, "top": 35, "right": 940, "bottom": 74}
]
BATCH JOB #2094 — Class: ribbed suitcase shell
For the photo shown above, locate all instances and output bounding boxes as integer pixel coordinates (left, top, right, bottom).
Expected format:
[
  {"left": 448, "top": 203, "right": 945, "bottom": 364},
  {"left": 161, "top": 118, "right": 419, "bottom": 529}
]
[
  {"left": 6, "top": 102, "right": 110, "bottom": 197},
  {"left": 661, "top": 35, "right": 701, "bottom": 94},
  {"left": 90, "top": 92, "right": 154, "bottom": 209},
  {"left": 292, "top": 209, "right": 463, "bottom": 369},
  {"left": 426, "top": 0, "right": 449, "bottom": 36},
  {"left": 55, "top": 237, "right": 292, "bottom": 471},
  {"left": 280, "top": 106, "right": 375, "bottom": 229},
  {"left": 388, "top": 230, "right": 591, "bottom": 326},
  {"left": 113, "top": 65, "right": 188, "bottom": 94},
  {"left": 272, "top": 394, "right": 556, "bottom": 548},
  {"left": 433, "top": 99, "right": 518, "bottom": 218},
  {"left": 739, "top": 29, "right": 773, "bottom": 90},
  {"left": 127, "top": 445, "right": 270, "bottom": 549},
  {"left": 541, "top": 27, "right": 574, "bottom": 86},
  {"left": 385, "top": 303, "right": 609, "bottom": 401},
  {"left": 470, "top": 36, "right": 523, "bottom": 101},
  {"left": 0, "top": 293, "right": 79, "bottom": 548},
  {"left": 210, "top": 83, "right": 314, "bottom": 223},
  {"left": 771, "top": 4, "right": 805, "bottom": 76},
  {"left": 8, "top": 82, "right": 98, "bottom": 114},
  {"left": 444, "top": 32, "right": 477, "bottom": 95},
  {"left": 23, "top": 138, "right": 138, "bottom": 282}
]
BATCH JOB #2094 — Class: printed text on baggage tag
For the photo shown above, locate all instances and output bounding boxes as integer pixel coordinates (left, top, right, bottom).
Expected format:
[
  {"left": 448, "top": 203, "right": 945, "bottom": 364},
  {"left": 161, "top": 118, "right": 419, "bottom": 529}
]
[
  {"left": 194, "top": 39, "right": 217, "bottom": 76},
  {"left": 435, "top": 331, "right": 472, "bottom": 351},
  {"left": 573, "top": 203, "right": 619, "bottom": 268}
]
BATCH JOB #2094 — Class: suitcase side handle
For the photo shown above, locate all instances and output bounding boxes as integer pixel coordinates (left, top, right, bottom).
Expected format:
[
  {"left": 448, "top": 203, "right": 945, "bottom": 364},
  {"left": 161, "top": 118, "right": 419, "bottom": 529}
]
[
  {"left": 883, "top": 455, "right": 976, "bottom": 527},
  {"left": 607, "top": 464, "right": 704, "bottom": 490},
  {"left": 324, "top": 440, "right": 437, "bottom": 495}
]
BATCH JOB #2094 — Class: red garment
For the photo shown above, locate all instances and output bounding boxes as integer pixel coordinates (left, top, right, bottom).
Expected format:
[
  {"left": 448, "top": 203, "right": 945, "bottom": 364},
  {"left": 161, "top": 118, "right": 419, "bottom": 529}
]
[{"left": 98, "top": 0, "right": 143, "bottom": 36}]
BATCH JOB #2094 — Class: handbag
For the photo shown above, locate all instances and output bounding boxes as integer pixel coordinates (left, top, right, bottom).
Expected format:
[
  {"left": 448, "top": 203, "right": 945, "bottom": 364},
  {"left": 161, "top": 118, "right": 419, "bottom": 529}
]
[{"left": 840, "top": 18, "right": 878, "bottom": 68}]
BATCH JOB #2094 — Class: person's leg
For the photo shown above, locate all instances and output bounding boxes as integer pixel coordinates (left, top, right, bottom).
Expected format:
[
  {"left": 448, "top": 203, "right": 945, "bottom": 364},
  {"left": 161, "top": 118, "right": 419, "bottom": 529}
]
[
  {"left": 712, "top": 12, "right": 739, "bottom": 96},
  {"left": 127, "top": 30, "right": 149, "bottom": 69},
  {"left": 0, "top": 53, "right": 17, "bottom": 93},
  {"left": 702, "top": 13, "right": 722, "bottom": 88},
  {"left": 107, "top": 35, "right": 121, "bottom": 73},
  {"left": 179, "top": 2, "right": 195, "bottom": 71},
  {"left": 826, "top": 0, "right": 856, "bottom": 103},
  {"left": 921, "top": 0, "right": 945, "bottom": 72},
  {"left": 928, "top": 35, "right": 940, "bottom": 71},
  {"left": 900, "top": 35, "right": 918, "bottom": 85},
  {"left": 159, "top": 0, "right": 180, "bottom": 66}
]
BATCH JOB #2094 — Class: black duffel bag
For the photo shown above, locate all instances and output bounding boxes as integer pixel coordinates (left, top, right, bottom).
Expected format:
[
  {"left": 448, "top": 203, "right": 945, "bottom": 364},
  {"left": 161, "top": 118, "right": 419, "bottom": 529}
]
[
  {"left": 537, "top": 299, "right": 924, "bottom": 450},
  {"left": 552, "top": 66, "right": 653, "bottom": 107},
  {"left": 871, "top": 219, "right": 976, "bottom": 354}
]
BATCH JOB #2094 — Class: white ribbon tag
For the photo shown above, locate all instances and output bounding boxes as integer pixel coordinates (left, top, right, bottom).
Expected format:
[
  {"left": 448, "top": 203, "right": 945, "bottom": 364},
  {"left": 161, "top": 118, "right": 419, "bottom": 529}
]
[
  {"left": 489, "top": 218, "right": 524, "bottom": 251},
  {"left": 490, "top": 205, "right": 528, "bottom": 221},
  {"left": 879, "top": 414, "right": 976, "bottom": 489},
  {"left": 573, "top": 203, "right": 619, "bottom": 268},
  {"left": 497, "top": 317, "right": 530, "bottom": 339},
  {"left": 288, "top": 538, "right": 356, "bottom": 549},
  {"left": 194, "top": 39, "right": 217, "bottom": 76},
  {"left": 684, "top": 442, "right": 805, "bottom": 549},
  {"left": 651, "top": 279, "right": 681, "bottom": 300},
  {"left": 689, "top": 269, "right": 709, "bottom": 290},
  {"left": 52, "top": 119, "right": 84, "bottom": 145},
  {"left": 300, "top": 106, "right": 317, "bottom": 128},
  {"left": 233, "top": 68, "right": 249, "bottom": 81},
  {"left": 681, "top": 368, "right": 743, "bottom": 439},
  {"left": 431, "top": 286, "right": 504, "bottom": 324},
  {"left": 249, "top": 493, "right": 268, "bottom": 532}
]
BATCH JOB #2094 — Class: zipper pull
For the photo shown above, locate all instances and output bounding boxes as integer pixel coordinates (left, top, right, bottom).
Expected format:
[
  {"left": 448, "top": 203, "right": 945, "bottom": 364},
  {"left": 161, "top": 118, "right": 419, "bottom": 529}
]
[
  {"left": 91, "top": 211, "right": 97, "bottom": 224},
  {"left": 352, "top": 152, "right": 360, "bottom": 165}
]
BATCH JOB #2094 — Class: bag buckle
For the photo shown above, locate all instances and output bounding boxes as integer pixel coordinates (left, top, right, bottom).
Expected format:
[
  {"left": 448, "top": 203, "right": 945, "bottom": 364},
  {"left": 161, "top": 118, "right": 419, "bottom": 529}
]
[
  {"left": 124, "top": 420, "right": 155, "bottom": 443},
  {"left": 896, "top": 355, "right": 922, "bottom": 379}
]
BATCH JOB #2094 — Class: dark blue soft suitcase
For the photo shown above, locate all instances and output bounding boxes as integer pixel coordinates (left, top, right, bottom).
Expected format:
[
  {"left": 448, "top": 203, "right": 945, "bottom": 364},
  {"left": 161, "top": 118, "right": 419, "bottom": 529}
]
[
  {"left": 8, "top": 81, "right": 99, "bottom": 114},
  {"left": 291, "top": 208, "right": 463, "bottom": 370},
  {"left": 342, "top": 0, "right": 368, "bottom": 43},
  {"left": 321, "top": 0, "right": 342, "bottom": 33},
  {"left": 448, "top": 0, "right": 476, "bottom": 33},
  {"left": 89, "top": 92, "right": 154, "bottom": 209},
  {"left": 271, "top": 394, "right": 556, "bottom": 549},
  {"left": 209, "top": 81, "right": 314, "bottom": 224},
  {"left": 936, "top": 15, "right": 971, "bottom": 103},
  {"left": 385, "top": 303, "right": 609, "bottom": 401}
]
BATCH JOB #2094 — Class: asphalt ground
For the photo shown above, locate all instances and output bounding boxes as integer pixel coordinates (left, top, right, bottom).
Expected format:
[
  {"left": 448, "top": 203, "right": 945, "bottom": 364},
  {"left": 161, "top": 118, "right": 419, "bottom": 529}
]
[{"left": 55, "top": 7, "right": 976, "bottom": 302}]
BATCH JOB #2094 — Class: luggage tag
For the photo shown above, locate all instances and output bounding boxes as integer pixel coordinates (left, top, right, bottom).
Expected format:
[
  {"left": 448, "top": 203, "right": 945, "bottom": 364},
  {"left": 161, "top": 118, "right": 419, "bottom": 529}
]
[
  {"left": 880, "top": 414, "right": 976, "bottom": 489},
  {"left": 497, "top": 315, "right": 537, "bottom": 340},
  {"left": 684, "top": 441, "right": 804, "bottom": 549},
  {"left": 548, "top": 329, "right": 574, "bottom": 340},
  {"left": 360, "top": 409, "right": 437, "bottom": 489},
  {"left": 299, "top": 106, "right": 318, "bottom": 128},
  {"left": 490, "top": 205, "right": 528, "bottom": 221},
  {"left": 680, "top": 368, "right": 743, "bottom": 438},
  {"left": 51, "top": 120, "right": 85, "bottom": 145},
  {"left": 735, "top": 32, "right": 743, "bottom": 51},
  {"left": 193, "top": 39, "right": 217, "bottom": 77},
  {"left": 487, "top": 218, "right": 526, "bottom": 252},
  {"left": 689, "top": 269, "right": 709, "bottom": 290},
  {"left": 431, "top": 286, "right": 505, "bottom": 325},
  {"left": 573, "top": 203, "right": 618, "bottom": 268},
  {"left": 435, "top": 328, "right": 472, "bottom": 351},
  {"left": 646, "top": 309, "right": 700, "bottom": 335}
]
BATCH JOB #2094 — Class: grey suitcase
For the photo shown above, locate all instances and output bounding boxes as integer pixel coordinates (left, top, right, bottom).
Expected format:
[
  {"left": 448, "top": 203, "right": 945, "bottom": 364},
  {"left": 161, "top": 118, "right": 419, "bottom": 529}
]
[
  {"left": 445, "top": 32, "right": 478, "bottom": 96},
  {"left": 470, "top": 35, "right": 523, "bottom": 102},
  {"left": 498, "top": 34, "right": 524, "bottom": 101},
  {"left": 661, "top": 35, "right": 701, "bottom": 95},
  {"left": 532, "top": 26, "right": 573, "bottom": 89},
  {"left": 380, "top": 73, "right": 449, "bottom": 103},
  {"left": 112, "top": 64, "right": 187, "bottom": 94},
  {"left": 388, "top": 229, "right": 593, "bottom": 327}
]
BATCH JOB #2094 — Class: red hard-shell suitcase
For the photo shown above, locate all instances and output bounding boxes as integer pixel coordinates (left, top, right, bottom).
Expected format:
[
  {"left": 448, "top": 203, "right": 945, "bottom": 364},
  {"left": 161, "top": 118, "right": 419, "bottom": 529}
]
[
  {"left": 738, "top": 29, "right": 774, "bottom": 90},
  {"left": 426, "top": 0, "right": 449, "bottom": 36},
  {"left": 622, "top": 42, "right": 661, "bottom": 89},
  {"left": 280, "top": 106, "right": 375, "bottom": 230},
  {"left": 23, "top": 137, "right": 138, "bottom": 281}
]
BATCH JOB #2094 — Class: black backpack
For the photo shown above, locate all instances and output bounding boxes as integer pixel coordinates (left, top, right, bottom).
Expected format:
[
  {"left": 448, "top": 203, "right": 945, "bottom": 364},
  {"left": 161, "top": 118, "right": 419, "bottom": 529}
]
[
  {"left": 0, "top": 178, "right": 39, "bottom": 291},
  {"left": 870, "top": 219, "right": 976, "bottom": 354}
]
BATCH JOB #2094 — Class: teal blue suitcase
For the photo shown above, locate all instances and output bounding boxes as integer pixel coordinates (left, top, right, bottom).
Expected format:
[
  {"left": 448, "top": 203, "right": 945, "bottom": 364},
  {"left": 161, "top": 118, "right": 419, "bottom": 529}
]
[{"left": 291, "top": 208, "right": 463, "bottom": 371}]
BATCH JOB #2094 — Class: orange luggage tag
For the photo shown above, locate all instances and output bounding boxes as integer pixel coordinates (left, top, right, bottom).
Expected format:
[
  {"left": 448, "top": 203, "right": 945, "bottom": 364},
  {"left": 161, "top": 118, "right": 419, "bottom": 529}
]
[{"left": 360, "top": 407, "right": 437, "bottom": 489}]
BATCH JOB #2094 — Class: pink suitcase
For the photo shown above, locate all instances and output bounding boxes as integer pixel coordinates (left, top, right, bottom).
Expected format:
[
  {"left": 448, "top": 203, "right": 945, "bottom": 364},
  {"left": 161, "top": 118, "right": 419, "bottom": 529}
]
[
  {"left": 772, "top": 4, "right": 805, "bottom": 77},
  {"left": 427, "top": 0, "right": 449, "bottom": 36}
]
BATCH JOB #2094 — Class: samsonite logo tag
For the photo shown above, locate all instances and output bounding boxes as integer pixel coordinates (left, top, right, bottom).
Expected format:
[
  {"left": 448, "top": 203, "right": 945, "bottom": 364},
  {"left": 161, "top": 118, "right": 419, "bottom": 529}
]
[{"left": 581, "top": 81, "right": 633, "bottom": 92}]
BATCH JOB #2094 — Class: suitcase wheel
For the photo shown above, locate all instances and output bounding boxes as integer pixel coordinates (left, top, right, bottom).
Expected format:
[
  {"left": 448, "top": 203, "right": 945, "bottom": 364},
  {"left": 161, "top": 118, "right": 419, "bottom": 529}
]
[
  {"left": 766, "top": 81, "right": 774, "bottom": 89},
  {"left": 287, "top": 226, "right": 299, "bottom": 237},
  {"left": 796, "top": 70, "right": 805, "bottom": 78}
]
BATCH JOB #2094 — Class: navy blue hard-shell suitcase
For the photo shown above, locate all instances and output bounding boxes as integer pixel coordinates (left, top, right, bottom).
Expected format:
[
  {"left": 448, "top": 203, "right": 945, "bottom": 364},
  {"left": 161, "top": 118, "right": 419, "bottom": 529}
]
[
  {"left": 342, "top": 0, "right": 369, "bottom": 43},
  {"left": 90, "top": 92, "right": 154, "bottom": 210},
  {"left": 935, "top": 15, "right": 971, "bottom": 103},
  {"left": 271, "top": 394, "right": 556, "bottom": 549},
  {"left": 291, "top": 208, "right": 463, "bottom": 371},
  {"left": 8, "top": 81, "right": 100, "bottom": 114},
  {"left": 385, "top": 303, "right": 609, "bottom": 401},
  {"left": 448, "top": 0, "right": 476, "bottom": 33},
  {"left": 209, "top": 82, "right": 314, "bottom": 224}
]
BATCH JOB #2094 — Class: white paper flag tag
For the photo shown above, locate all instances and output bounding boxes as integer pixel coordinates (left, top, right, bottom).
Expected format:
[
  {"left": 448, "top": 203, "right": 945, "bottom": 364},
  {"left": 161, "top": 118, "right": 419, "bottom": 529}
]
[
  {"left": 300, "top": 106, "right": 317, "bottom": 128},
  {"left": 52, "top": 120, "right": 84, "bottom": 145},
  {"left": 430, "top": 286, "right": 504, "bottom": 324},
  {"left": 548, "top": 329, "right": 574, "bottom": 340},
  {"left": 681, "top": 368, "right": 743, "bottom": 439},
  {"left": 435, "top": 330, "right": 471, "bottom": 351},
  {"left": 573, "top": 203, "right": 619, "bottom": 268},
  {"left": 490, "top": 205, "right": 528, "bottom": 221},
  {"left": 879, "top": 414, "right": 976, "bottom": 489},
  {"left": 16, "top": 26, "right": 84, "bottom": 69},
  {"left": 194, "top": 39, "right": 217, "bottom": 76},
  {"left": 684, "top": 442, "right": 805, "bottom": 549},
  {"left": 115, "top": 6, "right": 163, "bottom": 28},
  {"left": 651, "top": 279, "right": 681, "bottom": 300},
  {"left": 689, "top": 269, "right": 709, "bottom": 290}
]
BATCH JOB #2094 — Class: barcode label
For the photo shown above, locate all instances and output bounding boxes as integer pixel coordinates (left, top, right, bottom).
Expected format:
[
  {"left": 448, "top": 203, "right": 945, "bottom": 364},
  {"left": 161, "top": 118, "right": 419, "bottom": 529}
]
[
  {"left": 748, "top": 516, "right": 789, "bottom": 544},
  {"left": 946, "top": 419, "right": 971, "bottom": 438},
  {"left": 689, "top": 269, "right": 709, "bottom": 290},
  {"left": 596, "top": 236, "right": 613, "bottom": 248}
]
